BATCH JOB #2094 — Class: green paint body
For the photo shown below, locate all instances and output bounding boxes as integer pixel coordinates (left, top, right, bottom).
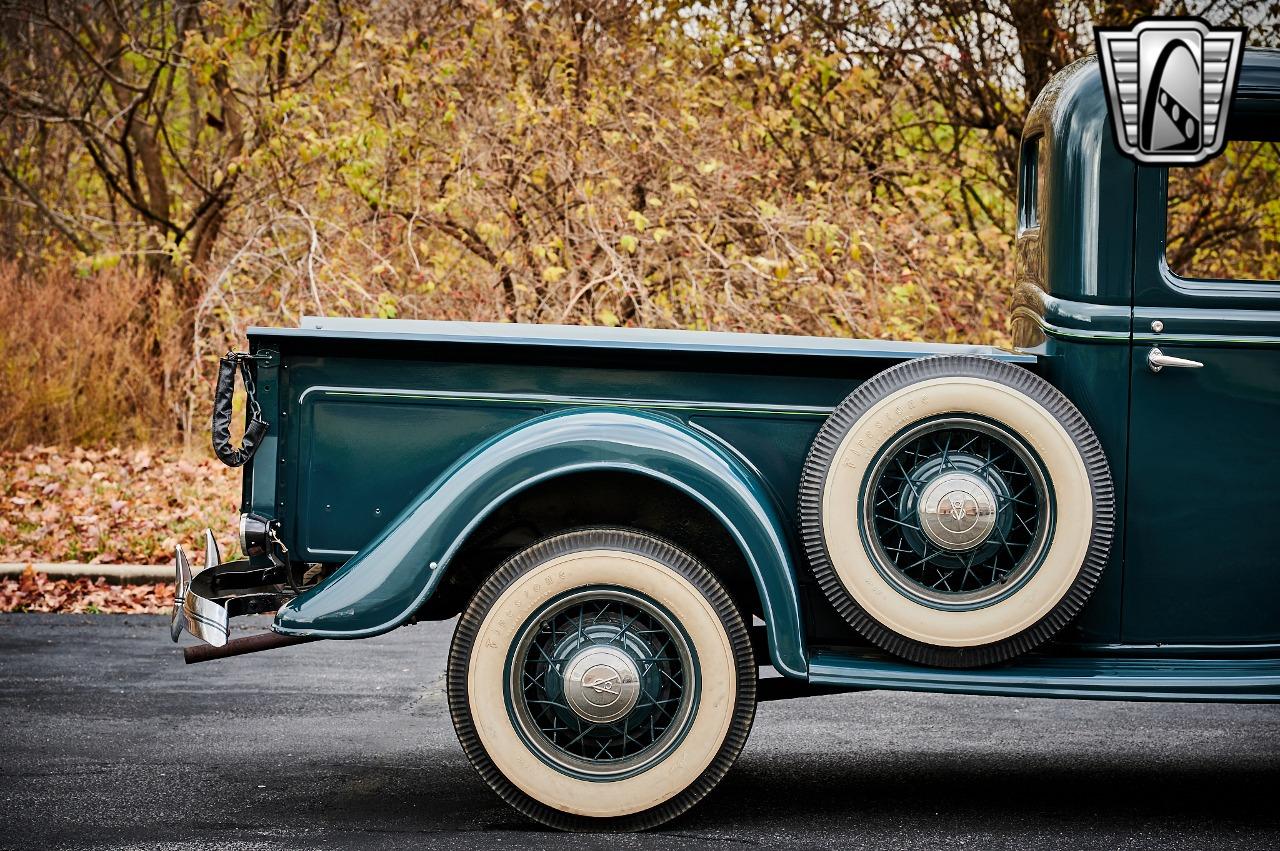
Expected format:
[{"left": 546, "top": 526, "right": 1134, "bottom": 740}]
[{"left": 237, "top": 49, "right": 1280, "bottom": 701}]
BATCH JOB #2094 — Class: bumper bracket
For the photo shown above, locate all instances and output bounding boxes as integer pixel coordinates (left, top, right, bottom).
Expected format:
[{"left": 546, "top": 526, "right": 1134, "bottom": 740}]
[{"left": 171, "top": 530, "right": 292, "bottom": 648}]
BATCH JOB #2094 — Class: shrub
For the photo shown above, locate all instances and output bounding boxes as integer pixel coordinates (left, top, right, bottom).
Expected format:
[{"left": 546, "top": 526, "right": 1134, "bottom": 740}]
[{"left": 0, "top": 263, "right": 181, "bottom": 448}]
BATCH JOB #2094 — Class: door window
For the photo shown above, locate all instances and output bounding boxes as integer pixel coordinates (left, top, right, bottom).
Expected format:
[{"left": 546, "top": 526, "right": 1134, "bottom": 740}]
[{"left": 1166, "top": 138, "right": 1280, "bottom": 283}]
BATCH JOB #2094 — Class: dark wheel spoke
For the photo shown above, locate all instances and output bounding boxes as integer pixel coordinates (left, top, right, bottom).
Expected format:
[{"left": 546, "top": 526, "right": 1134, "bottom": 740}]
[
  {"left": 513, "top": 589, "right": 694, "bottom": 774},
  {"left": 866, "top": 419, "right": 1050, "bottom": 603}
]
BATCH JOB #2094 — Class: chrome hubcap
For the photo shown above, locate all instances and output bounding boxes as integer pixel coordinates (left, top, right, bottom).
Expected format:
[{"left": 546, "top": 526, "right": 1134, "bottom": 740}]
[
  {"left": 507, "top": 587, "right": 698, "bottom": 778},
  {"left": 917, "top": 472, "right": 998, "bottom": 551},
  {"left": 861, "top": 416, "right": 1052, "bottom": 608},
  {"left": 562, "top": 645, "right": 641, "bottom": 724}
]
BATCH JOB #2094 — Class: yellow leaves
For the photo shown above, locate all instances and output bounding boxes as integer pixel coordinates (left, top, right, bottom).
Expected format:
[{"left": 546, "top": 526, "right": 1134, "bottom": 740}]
[
  {"left": 6, "top": 0, "right": 1021, "bottom": 377},
  {"left": 804, "top": 219, "right": 844, "bottom": 258},
  {"left": 667, "top": 181, "right": 694, "bottom": 199},
  {"left": 754, "top": 199, "right": 780, "bottom": 218},
  {"left": 76, "top": 252, "right": 122, "bottom": 276},
  {"left": 375, "top": 292, "right": 399, "bottom": 319}
]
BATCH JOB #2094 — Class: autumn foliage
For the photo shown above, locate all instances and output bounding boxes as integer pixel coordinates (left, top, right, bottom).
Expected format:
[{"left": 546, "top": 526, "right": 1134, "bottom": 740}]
[
  {"left": 1, "top": 445, "right": 240, "bottom": 565},
  {"left": 1, "top": 566, "right": 174, "bottom": 614},
  {"left": 0, "top": 0, "right": 1275, "bottom": 455},
  {"left": 0, "top": 0, "right": 1097, "bottom": 448}
]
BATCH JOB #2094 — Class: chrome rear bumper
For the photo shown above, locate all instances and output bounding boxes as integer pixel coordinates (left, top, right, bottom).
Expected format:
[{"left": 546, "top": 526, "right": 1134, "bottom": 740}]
[{"left": 171, "top": 530, "right": 291, "bottom": 648}]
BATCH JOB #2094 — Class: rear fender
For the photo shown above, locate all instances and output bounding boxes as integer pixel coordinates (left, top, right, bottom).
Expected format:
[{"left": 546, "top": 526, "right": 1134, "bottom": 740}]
[{"left": 273, "top": 408, "right": 808, "bottom": 678}]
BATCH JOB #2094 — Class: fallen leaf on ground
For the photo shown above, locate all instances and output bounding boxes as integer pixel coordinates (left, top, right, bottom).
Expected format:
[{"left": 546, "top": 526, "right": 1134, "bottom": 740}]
[
  {"left": 1, "top": 445, "right": 241, "bottom": 565},
  {"left": 1, "top": 566, "right": 174, "bottom": 614}
]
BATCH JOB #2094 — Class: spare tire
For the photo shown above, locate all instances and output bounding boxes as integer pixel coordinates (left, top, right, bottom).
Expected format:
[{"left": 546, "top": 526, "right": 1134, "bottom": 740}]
[{"left": 798, "top": 355, "right": 1113, "bottom": 667}]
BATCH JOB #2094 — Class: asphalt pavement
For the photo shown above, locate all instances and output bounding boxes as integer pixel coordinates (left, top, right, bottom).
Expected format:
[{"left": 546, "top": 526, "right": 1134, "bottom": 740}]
[{"left": 3, "top": 612, "right": 1280, "bottom": 850}]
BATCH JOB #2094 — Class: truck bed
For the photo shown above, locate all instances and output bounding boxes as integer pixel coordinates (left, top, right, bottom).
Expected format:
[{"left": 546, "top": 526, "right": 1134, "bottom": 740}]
[{"left": 243, "top": 316, "right": 1031, "bottom": 585}]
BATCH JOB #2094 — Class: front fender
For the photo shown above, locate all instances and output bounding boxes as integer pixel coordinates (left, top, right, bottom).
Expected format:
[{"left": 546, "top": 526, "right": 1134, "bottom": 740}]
[{"left": 274, "top": 408, "right": 808, "bottom": 678}]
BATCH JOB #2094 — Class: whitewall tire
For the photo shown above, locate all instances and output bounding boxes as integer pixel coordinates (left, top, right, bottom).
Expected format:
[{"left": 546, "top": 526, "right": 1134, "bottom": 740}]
[
  {"left": 447, "top": 528, "right": 756, "bottom": 831},
  {"left": 798, "top": 356, "right": 1114, "bottom": 667}
]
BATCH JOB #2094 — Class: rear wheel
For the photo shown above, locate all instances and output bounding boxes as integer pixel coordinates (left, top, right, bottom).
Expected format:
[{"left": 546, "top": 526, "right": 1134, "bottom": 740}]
[{"left": 448, "top": 528, "right": 756, "bottom": 831}]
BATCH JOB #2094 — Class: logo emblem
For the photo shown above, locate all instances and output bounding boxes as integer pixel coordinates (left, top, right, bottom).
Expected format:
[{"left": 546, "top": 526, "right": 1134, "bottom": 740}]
[
  {"left": 1095, "top": 18, "right": 1245, "bottom": 165},
  {"left": 948, "top": 496, "right": 968, "bottom": 523},
  {"left": 583, "top": 668, "right": 621, "bottom": 697}
]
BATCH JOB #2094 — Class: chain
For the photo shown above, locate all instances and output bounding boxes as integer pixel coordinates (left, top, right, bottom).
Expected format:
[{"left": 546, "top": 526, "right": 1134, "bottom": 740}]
[
  {"left": 223, "top": 351, "right": 268, "bottom": 425},
  {"left": 234, "top": 354, "right": 264, "bottom": 423},
  {"left": 266, "top": 523, "right": 303, "bottom": 596}
]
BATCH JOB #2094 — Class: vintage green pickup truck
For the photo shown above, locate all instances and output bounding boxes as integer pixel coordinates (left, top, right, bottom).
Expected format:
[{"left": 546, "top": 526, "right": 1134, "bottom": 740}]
[{"left": 173, "top": 48, "right": 1280, "bottom": 830}]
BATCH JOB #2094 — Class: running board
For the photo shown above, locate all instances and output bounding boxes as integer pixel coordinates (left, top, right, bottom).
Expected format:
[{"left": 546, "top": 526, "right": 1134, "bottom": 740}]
[{"left": 807, "top": 650, "right": 1280, "bottom": 703}]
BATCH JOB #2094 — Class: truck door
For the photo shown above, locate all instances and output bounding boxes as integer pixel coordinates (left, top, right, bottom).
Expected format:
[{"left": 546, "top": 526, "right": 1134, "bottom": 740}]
[{"left": 1124, "top": 98, "right": 1280, "bottom": 644}]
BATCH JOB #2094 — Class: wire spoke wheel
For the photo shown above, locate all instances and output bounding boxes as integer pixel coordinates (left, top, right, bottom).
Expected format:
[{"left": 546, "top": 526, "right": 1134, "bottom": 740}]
[
  {"left": 863, "top": 416, "right": 1053, "bottom": 609},
  {"left": 508, "top": 588, "right": 698, "bottom": 778},
  {"left": 798, "top": 355, "right": 1114, "bottom": 667},
  {"left": 448, "top": 529, "right": 756, "bottom": 829}
]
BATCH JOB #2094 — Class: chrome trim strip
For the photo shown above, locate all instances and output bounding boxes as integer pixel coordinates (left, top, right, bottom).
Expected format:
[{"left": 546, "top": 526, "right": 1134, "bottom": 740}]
[
  {"left": 1158, "top": 256, "right": 1280, "bottom": 300},
  {"left": 1018, "top": 312, "right": 1131, "bottom": 343},
  {"left": 1073, "top": 641, "right": 1280, "bottom": 657},
  {"left": 1134, "top": 332, "right": 1280, "bottom": 346},
  {"left": 1023, "top": 313, "right": 1280, "bottom": 348},
  {"left": 1040, "top": 322, "right": 1131, "bottom": 342},
  {"left": 1012, "top": 305, "right": 1132, "bottom": 344}
]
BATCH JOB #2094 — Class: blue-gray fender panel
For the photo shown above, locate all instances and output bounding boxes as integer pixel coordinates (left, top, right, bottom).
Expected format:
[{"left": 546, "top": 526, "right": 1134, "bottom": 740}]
[{"left": 274, "top": 407, "right": 808, "bottom": 678}]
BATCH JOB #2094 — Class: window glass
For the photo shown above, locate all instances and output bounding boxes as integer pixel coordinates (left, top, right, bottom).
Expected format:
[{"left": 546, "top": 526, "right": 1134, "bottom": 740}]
[
  {"left": 1036, "top": 135, "right": 1048, "bottom": 229},
  {"left": 1166, "top": 139, "right": 1280, "bottom": 282},
  {"left": 1019, "top": 136, "right": 1048, "bottom": 231}
]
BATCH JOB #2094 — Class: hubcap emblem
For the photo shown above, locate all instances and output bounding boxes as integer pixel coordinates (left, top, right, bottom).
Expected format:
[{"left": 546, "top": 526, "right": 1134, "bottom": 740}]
[
  {"left": 563, "top": 646, "right": 641, "bottom": 724},
  {"left": 917, "top": 472, "right": 998, "bottom": 551},
  {"left": 582, "top": 667, "right": 621, "bottom": 695}
]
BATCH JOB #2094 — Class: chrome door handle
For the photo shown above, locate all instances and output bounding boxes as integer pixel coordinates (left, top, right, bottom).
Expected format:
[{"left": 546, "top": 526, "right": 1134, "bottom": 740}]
[{"left": 1147, "top": 347, "right": 1204, "bottom": 373}]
